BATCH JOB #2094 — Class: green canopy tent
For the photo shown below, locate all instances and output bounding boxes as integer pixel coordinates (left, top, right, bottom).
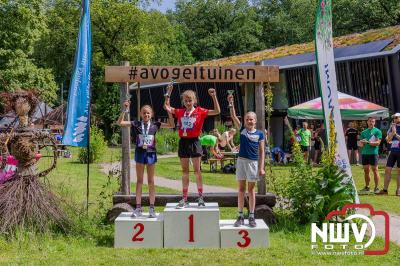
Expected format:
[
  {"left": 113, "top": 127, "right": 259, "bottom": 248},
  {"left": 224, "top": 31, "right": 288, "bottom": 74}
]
[{"left": 287, "top": 92, "right": 389, "bottom": 120}]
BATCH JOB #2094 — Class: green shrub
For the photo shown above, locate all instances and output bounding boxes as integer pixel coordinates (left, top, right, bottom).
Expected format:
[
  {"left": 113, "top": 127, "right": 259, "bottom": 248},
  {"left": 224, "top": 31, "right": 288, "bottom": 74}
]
[
  {"left": 281, "top": 116, "right": 354, "bottom": 224},
  {"left": 78, "top": 127, "right": 107, "bottom": 164},
  {"left": 155, "top": 128, "right": 179, "bottom": 154}
]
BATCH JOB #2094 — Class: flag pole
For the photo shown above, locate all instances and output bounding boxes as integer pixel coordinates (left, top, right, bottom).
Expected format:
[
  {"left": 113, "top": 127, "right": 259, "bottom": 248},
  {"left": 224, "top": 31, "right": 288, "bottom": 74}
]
[
  {"left": 86, "top": 87, "right": 91, "bottom": 215},
  {"left": 61, "top": 0, "right": 92, "bottom": 212}
]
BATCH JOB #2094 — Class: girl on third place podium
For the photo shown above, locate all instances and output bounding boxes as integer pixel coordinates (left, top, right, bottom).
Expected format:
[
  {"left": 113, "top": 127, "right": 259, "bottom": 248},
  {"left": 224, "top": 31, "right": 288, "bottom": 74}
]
[
  {"left": 118, "top": 97, "right": 175, "bottom": 218},
  {"left": 227, "top": 94, "right": 265, "bottom": 227},
  {"left": 164, "top": 86, "right": 220, "bottom": 208}
]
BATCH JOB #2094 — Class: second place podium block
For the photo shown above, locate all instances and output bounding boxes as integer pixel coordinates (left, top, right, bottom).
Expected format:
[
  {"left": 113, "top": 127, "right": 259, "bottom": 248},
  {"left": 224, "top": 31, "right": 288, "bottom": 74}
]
[
  {"left": 114, "top": 212, "right": 164, "bottom": 248},
  {"left": 163, "top": 202, "right": 220, "bottom": 248}
]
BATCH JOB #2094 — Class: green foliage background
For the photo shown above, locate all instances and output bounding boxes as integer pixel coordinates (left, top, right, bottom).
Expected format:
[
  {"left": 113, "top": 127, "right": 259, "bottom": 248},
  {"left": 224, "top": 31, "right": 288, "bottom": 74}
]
[{"left": 0, "top": 0, "right": 398, "bottom": 137}]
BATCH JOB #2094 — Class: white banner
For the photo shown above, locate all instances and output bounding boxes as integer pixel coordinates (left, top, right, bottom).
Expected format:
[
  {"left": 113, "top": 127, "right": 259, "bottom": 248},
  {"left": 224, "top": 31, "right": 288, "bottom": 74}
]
[{"left": 315, "top": 0, "right": 359, "bottom": 203}]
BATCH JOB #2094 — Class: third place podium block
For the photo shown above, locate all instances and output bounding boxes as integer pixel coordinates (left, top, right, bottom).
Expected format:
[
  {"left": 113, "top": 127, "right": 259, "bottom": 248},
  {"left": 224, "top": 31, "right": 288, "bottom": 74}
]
[
  {"left": 114, "top": 212, "right": 164, "bottom": 248},
  {"left": 163, "top": 202, "right": 220, "bottom": 248},
  {"left": 219, "top": 219, "right": 269, "bottom": 248}
]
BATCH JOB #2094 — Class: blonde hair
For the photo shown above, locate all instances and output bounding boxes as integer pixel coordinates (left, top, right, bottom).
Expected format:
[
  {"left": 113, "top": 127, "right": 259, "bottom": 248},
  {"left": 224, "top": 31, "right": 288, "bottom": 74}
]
[
  {"left": 245, "top": 111, "right": 257, "bottom": 120},
  {"left": 181, "top": 90, "right": 197, "bottom": 105},
  {"left": 140, "top": 105, "right": 154, "bottom": 116}
]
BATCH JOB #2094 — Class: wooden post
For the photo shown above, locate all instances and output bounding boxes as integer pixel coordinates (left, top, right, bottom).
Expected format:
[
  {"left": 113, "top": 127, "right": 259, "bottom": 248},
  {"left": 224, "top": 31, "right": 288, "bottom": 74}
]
[
  {"left": 120, "top": 61, "right": 131, "bottom": 195},
  {"left": 137, "top": 82, "right": 141, "bottom": 120},
  {"left": 255, "top": 61, "right": 266, "bottom": 195}
]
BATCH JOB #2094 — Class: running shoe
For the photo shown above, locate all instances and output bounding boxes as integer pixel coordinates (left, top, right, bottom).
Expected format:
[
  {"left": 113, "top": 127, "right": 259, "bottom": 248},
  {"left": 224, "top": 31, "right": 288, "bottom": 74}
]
[
  {"left": 133, "top": 207, "right": 142, "bottom": 217},
  {"left": 248, "top": 217, "right": 257, "bottom": 227},
  {"left": 233, "top": 216, "right": 244, "bottom": 227},
  {"left": 176, "top": 198, "right": 189, "bottom": 209},
  {"left": 148, "top": 207, "right": 156, "bottom": 218},
  {"left": 376, "top": 189, "right": 388, "bottom": 195},
  {"left": 197, "top": 196, "right": 205, "bottom": 207}
]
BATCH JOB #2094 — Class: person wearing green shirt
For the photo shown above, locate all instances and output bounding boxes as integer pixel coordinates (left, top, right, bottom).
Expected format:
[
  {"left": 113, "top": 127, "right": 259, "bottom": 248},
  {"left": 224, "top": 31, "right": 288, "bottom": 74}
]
[
  {"left": 297, "top": 122, "right": 312, "bottom": 162},
  {"left": 200, "top": 135, "right": 223, "bottom": 159},
  {"left": 360, "top": 117, "right": 382, "bottom": 194}
]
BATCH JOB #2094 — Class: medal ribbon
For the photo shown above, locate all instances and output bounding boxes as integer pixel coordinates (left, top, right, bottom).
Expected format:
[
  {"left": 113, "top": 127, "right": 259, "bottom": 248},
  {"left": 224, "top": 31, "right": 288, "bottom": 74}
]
[{"left": 141, "top": 121, "right": 150, "bottom": 146}]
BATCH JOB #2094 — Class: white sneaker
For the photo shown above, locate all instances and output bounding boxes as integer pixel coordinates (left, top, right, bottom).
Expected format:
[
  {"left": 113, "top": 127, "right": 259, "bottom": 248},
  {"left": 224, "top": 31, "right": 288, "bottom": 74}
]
[{"left": 134, "top": 208, "right": 142, "bottom": 217}]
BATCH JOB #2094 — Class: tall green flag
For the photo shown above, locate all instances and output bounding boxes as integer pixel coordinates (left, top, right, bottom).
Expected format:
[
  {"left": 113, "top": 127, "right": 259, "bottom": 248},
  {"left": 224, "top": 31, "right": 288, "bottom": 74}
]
[{"left": 314, "top": 0, "right": 359, "bottom": 203}]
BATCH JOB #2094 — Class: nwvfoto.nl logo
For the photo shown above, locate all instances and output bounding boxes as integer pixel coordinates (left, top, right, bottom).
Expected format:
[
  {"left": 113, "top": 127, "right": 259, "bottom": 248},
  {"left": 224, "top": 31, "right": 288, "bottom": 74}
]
[{"left": 311, "top": 204, "right": 389, "bottom": 255}]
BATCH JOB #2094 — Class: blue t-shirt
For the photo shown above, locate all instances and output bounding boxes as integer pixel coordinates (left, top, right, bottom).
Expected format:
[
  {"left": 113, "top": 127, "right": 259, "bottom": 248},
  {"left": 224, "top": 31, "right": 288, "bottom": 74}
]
[
  {"left": 238, "top": 126, "right": 265, "bottom": 160},
  {"left": 388, "top": 125, "right": 400, "bottom": 152}
]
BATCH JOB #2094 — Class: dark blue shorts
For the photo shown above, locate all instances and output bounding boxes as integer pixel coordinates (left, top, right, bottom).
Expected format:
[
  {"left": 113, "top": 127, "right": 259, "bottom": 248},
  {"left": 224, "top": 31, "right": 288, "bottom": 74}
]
[
  {"left": 135, "top": 149, "right": 157, "bottom": 165},
  {"left": 361, "top": 154, "right": 378, "bottom": 166}
]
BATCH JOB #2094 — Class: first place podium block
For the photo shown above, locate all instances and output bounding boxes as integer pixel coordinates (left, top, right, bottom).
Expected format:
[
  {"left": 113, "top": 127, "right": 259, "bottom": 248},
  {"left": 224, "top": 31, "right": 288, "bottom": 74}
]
[
  {"left": 220, "top": 219, "right": 269, "bottom": 248},
  {"left": 115, "top": 212, "right": 164, "bottom": 248},
  {"left": 163, "top": 203, "right": 220, "bottom": 248}
]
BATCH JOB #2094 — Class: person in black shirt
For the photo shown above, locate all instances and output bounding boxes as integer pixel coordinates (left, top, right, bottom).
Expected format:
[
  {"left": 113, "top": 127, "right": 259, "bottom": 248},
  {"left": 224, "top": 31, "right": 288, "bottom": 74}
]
[
  {"left": 118, "top": 100, "right": 175, "bottom": 218},
  {"left": 345, "top": 122, "right": 359, "bottom": 165}
]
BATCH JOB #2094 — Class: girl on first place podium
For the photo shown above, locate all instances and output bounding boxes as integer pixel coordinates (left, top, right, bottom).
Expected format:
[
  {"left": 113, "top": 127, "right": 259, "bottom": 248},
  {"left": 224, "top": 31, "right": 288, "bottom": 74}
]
[{"left": 164, "top": 86, "right": 220, "bottom": 208}]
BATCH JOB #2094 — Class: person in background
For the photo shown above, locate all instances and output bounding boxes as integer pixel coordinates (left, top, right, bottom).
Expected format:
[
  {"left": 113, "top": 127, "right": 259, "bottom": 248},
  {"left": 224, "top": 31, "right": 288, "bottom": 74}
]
[
  {"left": 313, "top": 123, "right": 325, "bottom": 165},
  {"left": 345, "top": 121, "right": 360, "bottom": 165},
  {"left": 377, "top": 113, "right": 400, "bottom": 196},
  {"left": 297, "top": 122, "right": 311, "bottom": 162},
  {"left": 199, "top": 134, "right": 224, "bottom": 159},
  {"left": 359, "top": 117, "right": 382, "bottom": 194},
  {"left": 213, "top": 128, "right": 237, "bottom": 152}
]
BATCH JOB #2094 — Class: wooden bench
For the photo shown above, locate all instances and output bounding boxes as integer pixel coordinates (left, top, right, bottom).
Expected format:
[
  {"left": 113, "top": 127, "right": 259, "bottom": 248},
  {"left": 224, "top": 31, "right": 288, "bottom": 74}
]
[
  {"left": 110, "top": 192, "right": 277, "bottom": 225},
  {"left": 114, "top": 192, "right": 276, "bottom": 207}
]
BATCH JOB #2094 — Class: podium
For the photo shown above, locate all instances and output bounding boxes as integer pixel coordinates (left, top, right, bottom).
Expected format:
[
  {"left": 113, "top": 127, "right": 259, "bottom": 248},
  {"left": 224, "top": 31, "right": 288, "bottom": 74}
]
[
  {"left": 219, "top": 219, "right": 269, "bottom": 248},
  {"left": 114, "top": 212, "right": 163, "bottom": 248},
  {"left": 114, "top": 203, "right": 270, "bottom": 248},
  {"left": 163, "top": 203, "right": 220, "bottom": 248}
]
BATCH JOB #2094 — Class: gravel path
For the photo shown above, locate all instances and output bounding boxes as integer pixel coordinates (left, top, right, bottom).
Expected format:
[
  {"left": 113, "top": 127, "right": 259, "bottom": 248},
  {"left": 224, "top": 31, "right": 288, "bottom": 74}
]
[{"left": 99, "top": 154, "right": 235, "bottom": 193}]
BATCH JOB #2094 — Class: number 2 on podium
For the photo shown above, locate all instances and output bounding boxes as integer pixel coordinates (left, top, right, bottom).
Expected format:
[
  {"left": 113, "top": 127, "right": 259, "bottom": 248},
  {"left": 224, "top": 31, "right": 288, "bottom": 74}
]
[
  {"left": 132, "top": 223, "right": 144, "bottom": 242},
  {"left": 188, "top": 214, "right": 194, "bottom": 242}
]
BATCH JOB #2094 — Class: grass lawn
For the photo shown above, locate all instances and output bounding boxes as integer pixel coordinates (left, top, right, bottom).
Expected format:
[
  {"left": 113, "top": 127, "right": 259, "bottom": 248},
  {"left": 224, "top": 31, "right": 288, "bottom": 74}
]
[
  {"left": 1, "top": 147, "right": 399, "bottom": 265},
  {"left": 158, "top": 157, "right": 400, "bottom": 215}
]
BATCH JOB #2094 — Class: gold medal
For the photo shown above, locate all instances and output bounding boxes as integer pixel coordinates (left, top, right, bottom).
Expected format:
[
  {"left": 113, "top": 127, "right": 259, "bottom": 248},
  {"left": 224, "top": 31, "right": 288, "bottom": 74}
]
[
  {"left": 182, "top": 131, "right": 187, "bottom": 137},
  {"left": 142, "top": 144, "right": 148, "bottom": 150}
]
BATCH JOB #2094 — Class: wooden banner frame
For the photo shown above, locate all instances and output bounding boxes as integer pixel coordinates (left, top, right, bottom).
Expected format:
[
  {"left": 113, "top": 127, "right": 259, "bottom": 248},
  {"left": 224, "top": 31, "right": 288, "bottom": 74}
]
[{"left": 105, "top": 65, "right": 279, "bottom": 83}]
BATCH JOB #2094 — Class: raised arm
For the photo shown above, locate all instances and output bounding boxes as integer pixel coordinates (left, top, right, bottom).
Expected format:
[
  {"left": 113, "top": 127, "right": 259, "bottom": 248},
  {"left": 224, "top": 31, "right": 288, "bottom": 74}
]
[
  {"left": 207, "top": 88, "right": 221, "bottom": 116},
  {"left": 160, "top": 111, "right": 175, "bottom": 129},
  {"left": 117, "top": 100, "right": 132, "bottom": 127},
  {"left": 163, "top": 84, "right": 175, "bottom": 115},
  {"left": 228, "top": 94, "right": 241, "bottom": 129},
  {"left": 386, "top": 124, "right": 398, "bottom": 143}
]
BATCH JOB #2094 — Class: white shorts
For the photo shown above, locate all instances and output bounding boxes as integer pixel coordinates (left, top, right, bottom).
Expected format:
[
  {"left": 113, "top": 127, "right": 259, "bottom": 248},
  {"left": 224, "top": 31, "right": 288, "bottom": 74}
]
[{"left": 236, "top": 157, "right": 259, "bottom": 182}]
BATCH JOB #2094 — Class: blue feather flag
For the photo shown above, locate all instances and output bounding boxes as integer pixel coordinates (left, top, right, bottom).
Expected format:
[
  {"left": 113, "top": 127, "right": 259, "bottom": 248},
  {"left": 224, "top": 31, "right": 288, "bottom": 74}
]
[{"left": 63, "top": 0, "right": 91, "bottom": 147}]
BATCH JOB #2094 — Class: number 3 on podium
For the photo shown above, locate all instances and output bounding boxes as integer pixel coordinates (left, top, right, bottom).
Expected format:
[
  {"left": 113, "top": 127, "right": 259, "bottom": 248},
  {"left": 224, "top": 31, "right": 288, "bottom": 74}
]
[{"left": 237, "top": 230, "right": 251, "bottom": 248}]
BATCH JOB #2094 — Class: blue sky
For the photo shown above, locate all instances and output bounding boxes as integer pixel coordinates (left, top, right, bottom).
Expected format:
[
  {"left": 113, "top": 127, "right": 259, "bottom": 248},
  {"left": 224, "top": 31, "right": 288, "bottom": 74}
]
[{"left": 148, "top": 0, "right": 176, "bottom": 13}]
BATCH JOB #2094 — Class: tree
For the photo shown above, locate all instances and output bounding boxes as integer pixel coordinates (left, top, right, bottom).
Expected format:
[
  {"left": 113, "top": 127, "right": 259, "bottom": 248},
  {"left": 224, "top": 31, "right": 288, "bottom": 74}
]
[
  {"left": 172, "top": 0, "right": 264, "bottom": 61},
  {"left": 0, "top": 0, "right": 58, "bottom": 103},
  {"left": 35, "top": 0, "right": 194, "bottom": 138},
  {"left": 253, "top": 0, "right": 400, "bottom": 47}
]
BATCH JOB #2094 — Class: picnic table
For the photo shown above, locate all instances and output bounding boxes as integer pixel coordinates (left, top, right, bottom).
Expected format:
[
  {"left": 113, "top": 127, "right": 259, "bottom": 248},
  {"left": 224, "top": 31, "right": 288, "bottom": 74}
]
[{"left": 208, "top": 151, "right": 238, "bottom": 172}]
